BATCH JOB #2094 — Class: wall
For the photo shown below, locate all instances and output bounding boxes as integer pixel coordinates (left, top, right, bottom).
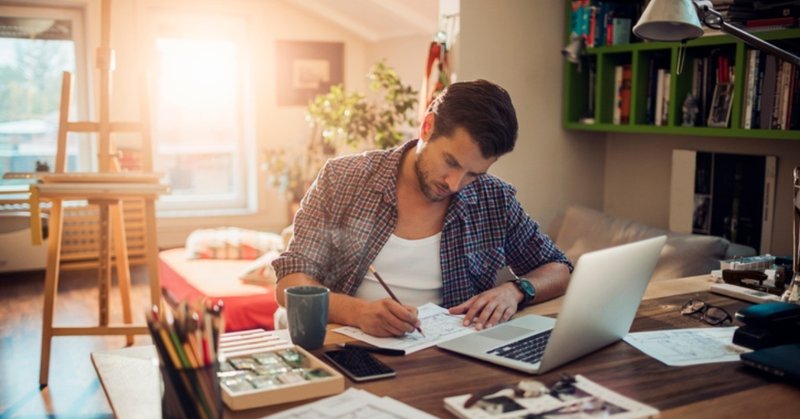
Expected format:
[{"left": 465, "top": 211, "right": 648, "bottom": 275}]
[
  {"left": 457, "top": 0, "right": 605, "bottom": 229},
  {"left": 366, "top": 35, "right": 432, "bottom": 97},
  {"left": 605, "top": 133, "right": 800, "bottom": 256}
]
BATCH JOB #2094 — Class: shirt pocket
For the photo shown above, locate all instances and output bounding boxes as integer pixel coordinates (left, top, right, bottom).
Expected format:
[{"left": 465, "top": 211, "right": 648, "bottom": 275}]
[{"left": 466, "top": 247, "right": 506, "bottom": 288}]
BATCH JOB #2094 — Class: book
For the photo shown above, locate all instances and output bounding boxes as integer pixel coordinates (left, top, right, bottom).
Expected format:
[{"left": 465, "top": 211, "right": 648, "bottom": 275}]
[
  {"left": 645, "top": 58, "right": 657, "bottom": 124},
  {"left": 790, "top": 65, "right": 800, "bottom": 129},
  {"left": 760, "top": 55, "right": 777, "bottom": 129},
  {"left": 611, "top": 17, "right": 631, "bottom": 45},
  {"left": 655, "top": 68, "right": 665, "bottom": 126},
  {"left": 443, "top": 374, "right": 659, "bottom": 419},
  {"left": 661, "top": 71, "right": 671, "bottom": 125},
  {"left": 752, "top": 50, "right": 766, "bottom": 128},
  {"left": 620, "top": 64, "right": 632, "bottom": 124},
  {"left": 742, "top": 50, "right": 758, "bottom": 129},
  {"left": 613, "top": 65, "right": 623, "bottom": 124},
  {"left": 778, "top": 61, "right": 793, "bottom": 130},
  {"left": 741, "top": 343, "right": 800, "bottom": 386}
]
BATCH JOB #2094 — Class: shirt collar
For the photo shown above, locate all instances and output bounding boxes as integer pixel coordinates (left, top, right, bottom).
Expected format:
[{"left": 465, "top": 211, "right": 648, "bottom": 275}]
[{"left": 372, "top": 138, "right": 480, "bottom": 208}]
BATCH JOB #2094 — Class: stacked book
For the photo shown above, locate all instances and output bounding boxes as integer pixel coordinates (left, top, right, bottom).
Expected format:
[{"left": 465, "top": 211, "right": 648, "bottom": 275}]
[
  {"left": 643, "top": 54, "right": 670, "bottom": 126},
  {"left": 741, "top": 49, "right": 800, "bottom": 130},
  {"left": 569, "top": 0, "right": 641, "bottom": 47},
  {"left": 612, "top": 64, "right": 632, "bottom": 124},
  {"left": 687, "top": 50, "right": 736, "bottom": 128},
  {"left": 712, "top": 0, "right": 799, "bottom": 29}
]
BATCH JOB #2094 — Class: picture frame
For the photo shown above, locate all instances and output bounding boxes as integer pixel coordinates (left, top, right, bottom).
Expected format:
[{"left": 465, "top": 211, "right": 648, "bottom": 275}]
[
  {"left": 707, "top": 82, "right": 733, "bottom": 128},
  {"left": 276, "top": 41, "right": 344, "bottom": 106}
]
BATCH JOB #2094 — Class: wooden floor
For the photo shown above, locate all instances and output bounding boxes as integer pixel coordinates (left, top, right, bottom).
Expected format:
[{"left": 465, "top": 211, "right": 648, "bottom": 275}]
[{"left": 0, "top": 267, "right": 155, "bottom": 418}]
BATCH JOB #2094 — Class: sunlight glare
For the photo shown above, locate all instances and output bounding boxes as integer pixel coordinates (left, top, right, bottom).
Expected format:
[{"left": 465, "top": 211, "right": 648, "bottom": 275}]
[{"left": 156, "top": 38, "right": 238, "bottom": 118}]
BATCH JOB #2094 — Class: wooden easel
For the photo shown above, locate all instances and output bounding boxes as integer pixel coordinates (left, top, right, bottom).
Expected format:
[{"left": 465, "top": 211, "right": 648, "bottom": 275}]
[{"left": 38, "top": 0, "right": 167, "bottom": 387}]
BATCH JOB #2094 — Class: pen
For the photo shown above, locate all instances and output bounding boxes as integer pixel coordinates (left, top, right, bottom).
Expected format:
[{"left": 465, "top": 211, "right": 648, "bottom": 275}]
[
  {"left": 338, "top": 342, "right": 406, "bottom": 356},
  {"left": 368, "top": 265, "right": 425, "bottom": 337}
]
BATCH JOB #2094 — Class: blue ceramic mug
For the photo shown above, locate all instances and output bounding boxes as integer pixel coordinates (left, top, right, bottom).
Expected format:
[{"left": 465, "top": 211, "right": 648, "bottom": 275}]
[{"left": 285, "top": 286, "right": 329, "bottom": 350}]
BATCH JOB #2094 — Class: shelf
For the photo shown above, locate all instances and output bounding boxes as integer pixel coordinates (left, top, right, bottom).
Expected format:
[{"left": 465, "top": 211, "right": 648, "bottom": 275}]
[
  {"left": 562, "top": 0, "right": 800, "bottom": 142},
  {"left": 564, "top": 122, "right": 800, "bottom": 140}
]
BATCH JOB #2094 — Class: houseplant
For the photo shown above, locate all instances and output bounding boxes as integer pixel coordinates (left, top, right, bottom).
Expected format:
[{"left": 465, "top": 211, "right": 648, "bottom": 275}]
[{"left": 266, "top": 61, "right": 419, "bottom": 210}]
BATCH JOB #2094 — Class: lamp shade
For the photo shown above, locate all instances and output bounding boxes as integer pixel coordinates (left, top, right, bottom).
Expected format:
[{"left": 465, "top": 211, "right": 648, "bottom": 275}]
[{"left": 633, "top": 0, "right": 704, "bottom": 42}]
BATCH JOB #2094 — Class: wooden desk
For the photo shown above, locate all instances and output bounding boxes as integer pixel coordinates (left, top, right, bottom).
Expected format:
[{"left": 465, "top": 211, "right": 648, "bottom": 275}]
[{"left": 92, "top": 276, "right": 800, "bottom": 418}]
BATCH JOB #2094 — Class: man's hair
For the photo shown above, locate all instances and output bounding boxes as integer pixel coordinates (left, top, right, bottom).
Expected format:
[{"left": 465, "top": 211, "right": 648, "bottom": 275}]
[{"left": 427, "top": 79, "right": 518, "bottom": 158}]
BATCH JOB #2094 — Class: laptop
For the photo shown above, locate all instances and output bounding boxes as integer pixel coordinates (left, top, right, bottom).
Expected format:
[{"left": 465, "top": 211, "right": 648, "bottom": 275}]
[{"left": 438, "top": 235, "right": 666, "bottom": 374}]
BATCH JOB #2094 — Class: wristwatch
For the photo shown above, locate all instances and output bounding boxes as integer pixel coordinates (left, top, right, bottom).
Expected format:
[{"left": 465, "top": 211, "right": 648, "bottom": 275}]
[{"left": 512, "top": 277, "right": 536, "bottom": 306}]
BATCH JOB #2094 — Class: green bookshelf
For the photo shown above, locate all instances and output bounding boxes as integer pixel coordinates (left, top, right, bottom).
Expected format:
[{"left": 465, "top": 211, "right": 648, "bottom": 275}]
[{"left": 562, "top": 5, "right": 800, "bottom": 141}]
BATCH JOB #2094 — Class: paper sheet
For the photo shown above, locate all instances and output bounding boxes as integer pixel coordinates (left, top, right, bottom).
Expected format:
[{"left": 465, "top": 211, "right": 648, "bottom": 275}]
[
  {"left": 332, "top": 303, "right": 475, "bottom": 354},
  {"left": 266, "top": 387, "right": 437, "bottom": 418},
  {"left": 623, "top": 327, "right": 751, "bottom": 366}
]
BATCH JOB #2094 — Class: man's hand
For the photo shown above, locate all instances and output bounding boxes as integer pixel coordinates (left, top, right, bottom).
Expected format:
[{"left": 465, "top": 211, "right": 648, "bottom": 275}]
[
  {"left": 356, "top": 298, "right": 421, "bottom": 337},
  {"left": 448, "top": 282, "right": 521, "bottom": 330}
]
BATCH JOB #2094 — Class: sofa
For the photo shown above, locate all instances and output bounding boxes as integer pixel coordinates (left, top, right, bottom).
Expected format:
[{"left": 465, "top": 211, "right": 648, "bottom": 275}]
[{"left": 546, "top": 206, "right": 756, "bottom": 281}]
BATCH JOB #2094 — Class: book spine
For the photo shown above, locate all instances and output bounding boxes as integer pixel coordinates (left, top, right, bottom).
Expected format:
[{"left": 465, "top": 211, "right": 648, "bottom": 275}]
[
  {"left": 662, "top": 72, "right": 671, "bottom": 126},
  {"left": 760, "top": 55, "right": 777, "bottom": 130},
  {"left": 772, "top": 60, "right": 786, "bottom": 130},
  {"left": 655, "top": 69, "right": 665, "bottom": 126},
  {"left": 743, "top": 50, "right": 756, "bottom": 129},
  {"left": 780, "top": 61, "right": 792, "bottom": 130},
  {"left": 645, "top": 58, "right": 656, "bottom": 124},
  {"left": 790, "top": 65, "right": 800, "bottom": 130},
  {"left": 612, "top": 18, "right": 631, "bottom": 46},
  {"left": 621, "top": 64, "right": 632, "bottom": 124},
  {"left": 613, "top": 65, "right": 623, "bottom": 125}
]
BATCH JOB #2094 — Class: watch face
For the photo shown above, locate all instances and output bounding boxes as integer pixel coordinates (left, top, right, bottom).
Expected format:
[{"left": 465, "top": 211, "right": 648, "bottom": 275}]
[{"left": 517, "top": 278, "right": 535, "bottom": 298}]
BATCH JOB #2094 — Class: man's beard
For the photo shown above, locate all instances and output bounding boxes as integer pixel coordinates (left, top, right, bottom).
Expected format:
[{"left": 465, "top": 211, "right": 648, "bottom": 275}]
[{"left": 414, "top": 154, "right": 451, "bottom": 202}]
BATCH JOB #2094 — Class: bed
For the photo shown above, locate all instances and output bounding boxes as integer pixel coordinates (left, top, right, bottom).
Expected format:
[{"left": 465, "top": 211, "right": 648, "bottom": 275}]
[{"left": 158, "top": 247, "right": 279, "bottom": 331}]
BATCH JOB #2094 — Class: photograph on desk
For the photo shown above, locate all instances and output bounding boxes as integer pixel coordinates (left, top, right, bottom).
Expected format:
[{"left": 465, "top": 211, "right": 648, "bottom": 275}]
[{"left": 444, "top": 375, "right": 658, "bottom": 419}]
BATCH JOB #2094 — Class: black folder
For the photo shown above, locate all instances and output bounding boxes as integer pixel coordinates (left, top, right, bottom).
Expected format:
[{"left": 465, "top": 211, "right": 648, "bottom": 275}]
[{"left": 740, "top": 343, "right": 800, "bottom": 386}]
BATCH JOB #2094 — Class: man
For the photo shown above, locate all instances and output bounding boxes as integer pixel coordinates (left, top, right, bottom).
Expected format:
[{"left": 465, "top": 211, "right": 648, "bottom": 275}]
[{"left": 273, "top": 79, "right": 572, "bottom": 337}]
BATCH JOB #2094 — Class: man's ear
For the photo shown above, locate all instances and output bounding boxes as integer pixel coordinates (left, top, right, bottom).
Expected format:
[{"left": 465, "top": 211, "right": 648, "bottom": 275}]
[{"left": 419, "top": 113, "right": 435, "bottom": 142}]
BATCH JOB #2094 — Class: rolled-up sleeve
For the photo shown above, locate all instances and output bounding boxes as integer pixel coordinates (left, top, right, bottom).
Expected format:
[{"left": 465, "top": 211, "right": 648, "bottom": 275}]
[
  {"left": 504, "top": 193, "right": 573, "bottom": 277},
  {"left": 272, "top": 160, "right": 337, "bottom": 282}
]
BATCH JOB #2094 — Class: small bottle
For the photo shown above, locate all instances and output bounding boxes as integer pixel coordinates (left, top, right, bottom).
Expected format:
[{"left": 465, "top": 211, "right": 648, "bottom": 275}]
[{"left": 781, "top": 273, "right": 800, "bottom": 303}]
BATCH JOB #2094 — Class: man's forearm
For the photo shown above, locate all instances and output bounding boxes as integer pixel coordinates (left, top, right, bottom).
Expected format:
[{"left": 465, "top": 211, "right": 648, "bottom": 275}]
[{"left": 523, "top": 262, "right": 571, "bottom": 304}]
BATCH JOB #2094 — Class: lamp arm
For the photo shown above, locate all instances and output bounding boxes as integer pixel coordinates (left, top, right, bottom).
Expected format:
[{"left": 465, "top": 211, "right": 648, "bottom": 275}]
[{"left": 694, "top": 2, "right": 800, "bottom": 66}]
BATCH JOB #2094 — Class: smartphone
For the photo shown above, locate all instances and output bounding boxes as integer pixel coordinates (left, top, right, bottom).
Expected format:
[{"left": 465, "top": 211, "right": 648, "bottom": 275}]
[{"left": 323, "top": 348, "right": 396, "bottom": 382}]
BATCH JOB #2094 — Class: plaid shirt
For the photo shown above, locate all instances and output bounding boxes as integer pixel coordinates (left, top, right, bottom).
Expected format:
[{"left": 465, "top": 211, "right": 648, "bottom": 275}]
[{"left": 272, "top": 140, "right": 572, "bottom": 308}]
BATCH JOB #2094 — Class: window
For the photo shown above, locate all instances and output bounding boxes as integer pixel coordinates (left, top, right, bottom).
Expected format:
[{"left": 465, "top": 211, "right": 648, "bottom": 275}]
[
  {"left": 149, "top": 13, "right": 255, "bottom": 214},
  {"left": 0, "top": 6, "right": 89, "bottom": 190}
]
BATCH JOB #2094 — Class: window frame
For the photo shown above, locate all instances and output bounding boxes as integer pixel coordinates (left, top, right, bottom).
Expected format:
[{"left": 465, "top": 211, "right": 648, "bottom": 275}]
[
  {"left": 145, "top": 9, "right": 257, "bottom": 216},
  {"left": 0, "top": 4, "right": 91, "bottom": 191}
]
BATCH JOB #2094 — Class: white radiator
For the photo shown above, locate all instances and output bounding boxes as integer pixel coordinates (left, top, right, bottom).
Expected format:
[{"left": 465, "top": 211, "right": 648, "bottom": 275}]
[{"left": 0, "top": 214, "right": 47, "bottom": 273}]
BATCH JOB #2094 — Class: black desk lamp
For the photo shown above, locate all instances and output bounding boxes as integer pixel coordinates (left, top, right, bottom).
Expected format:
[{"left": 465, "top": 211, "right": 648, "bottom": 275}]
[{"left": 632, "top": 0, "right": 800, "bottom": 67}]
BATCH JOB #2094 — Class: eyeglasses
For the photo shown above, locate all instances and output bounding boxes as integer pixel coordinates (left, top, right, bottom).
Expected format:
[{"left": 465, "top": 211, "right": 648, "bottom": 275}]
[{"left": 680, "top": 299, "right": 732, "bottom": 326}]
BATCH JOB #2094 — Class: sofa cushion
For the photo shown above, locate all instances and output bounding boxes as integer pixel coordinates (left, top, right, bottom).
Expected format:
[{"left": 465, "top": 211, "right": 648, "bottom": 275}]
[
  {"left": 555, "top": 206, "right": 666, "bottom": 264},
  {"left": 651, "top": 234, "right": 730, "bottom": 281},
  {"left": 185, "top": 227, "right": 284, "bottom": 260},
  {"left": 553, "top": 205, "right": 733, "bottom": 281}
]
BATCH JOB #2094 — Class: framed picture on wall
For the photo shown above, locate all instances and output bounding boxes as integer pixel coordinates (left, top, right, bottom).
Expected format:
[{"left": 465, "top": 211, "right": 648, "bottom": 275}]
[{"left": 276, "top": 41, "right": 344, "bottom": 106}]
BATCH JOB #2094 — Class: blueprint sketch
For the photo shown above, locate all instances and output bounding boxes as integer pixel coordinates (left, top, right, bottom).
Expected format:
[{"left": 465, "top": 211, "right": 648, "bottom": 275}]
[
  {"left": 623, "top": 327, "right": 751, "bottom": 366},
  {"left": 332, "top": 303, "right": 476, "bottom": 354},
  {"left": 267, "top": 388, "right": 437, "bottom": 419}
]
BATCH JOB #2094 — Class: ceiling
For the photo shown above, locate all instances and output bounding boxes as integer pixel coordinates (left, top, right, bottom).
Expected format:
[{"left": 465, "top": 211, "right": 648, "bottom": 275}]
[{"left": 282, "top": 0, "right": 440, "bottom": 42}]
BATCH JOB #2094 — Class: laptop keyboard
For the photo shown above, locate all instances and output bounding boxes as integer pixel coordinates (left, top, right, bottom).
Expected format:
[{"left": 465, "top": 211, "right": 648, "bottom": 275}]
[{"left": 486, "top": 329, "right": 552, "bottom": 364}]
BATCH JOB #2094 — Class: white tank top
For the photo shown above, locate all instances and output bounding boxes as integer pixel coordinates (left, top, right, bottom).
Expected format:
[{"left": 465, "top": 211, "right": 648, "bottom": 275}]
[{"left": 355, "top": 233, "right": 443, "bottom": 306}]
